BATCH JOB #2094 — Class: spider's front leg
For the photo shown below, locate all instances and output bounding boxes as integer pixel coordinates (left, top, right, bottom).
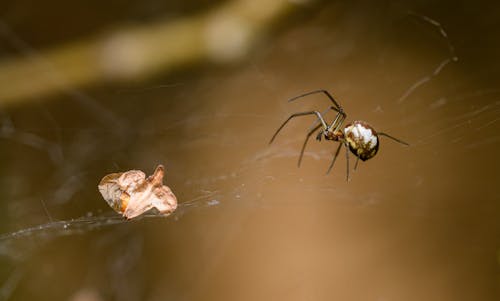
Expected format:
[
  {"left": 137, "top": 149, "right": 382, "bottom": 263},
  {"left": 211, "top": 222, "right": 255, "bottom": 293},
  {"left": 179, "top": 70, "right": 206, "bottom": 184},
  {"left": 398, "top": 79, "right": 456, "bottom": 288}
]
[
  {"left": 326, "top": 142, "right": 342, "bottom": 174},
  {"left": 316, "top": 130, "right": 323, "bottom": 141},
  {"left": 288, "top": 89, "right": 344, "bottom": 113},
  {"left": 297, "top": 124, "right": 322, "bottom": 167},
  {"left": 269, "top": 111, "right": 328, "bottom": 144}
]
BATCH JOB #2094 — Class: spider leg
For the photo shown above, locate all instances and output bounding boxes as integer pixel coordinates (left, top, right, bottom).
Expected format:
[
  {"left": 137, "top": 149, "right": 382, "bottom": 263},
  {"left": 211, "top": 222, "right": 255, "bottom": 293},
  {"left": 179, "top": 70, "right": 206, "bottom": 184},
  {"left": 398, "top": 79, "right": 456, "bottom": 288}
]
[
  {"left": 329, "top": 108, "right": 347, "bottom": 132},
  {"left": 326, "top": 142, "right": 342, "bottom": 174},
  {"left": 287, "top": 89, "right": 343, "bottom": 112},
  {"left": 354, "top": 156, "right": 360, "bottom": 171},
  {"left": 316, "top": 131, "right": 322, "bottom": 141},
  {"left": 298, "top": 123, "right": 322, "bottom": 167},
  {"left": 345, "top": 141, "right": 350, "bottom": 182},
  {"left": 378, "top": 132, "right": 409, "bottom": 146},
  {"left": 285, "top": 89, "right": 349, "bottom": 135},
  {"left": 269, "top": 111, "right": 328, "bottom": 144}
]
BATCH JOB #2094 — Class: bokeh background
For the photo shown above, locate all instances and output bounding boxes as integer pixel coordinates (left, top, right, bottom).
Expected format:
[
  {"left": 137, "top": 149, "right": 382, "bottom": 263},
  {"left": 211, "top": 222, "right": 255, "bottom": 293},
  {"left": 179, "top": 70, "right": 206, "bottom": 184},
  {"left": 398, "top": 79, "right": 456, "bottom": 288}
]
[{"left": 0, "top": 0, "right": 499, "bottom": 300}]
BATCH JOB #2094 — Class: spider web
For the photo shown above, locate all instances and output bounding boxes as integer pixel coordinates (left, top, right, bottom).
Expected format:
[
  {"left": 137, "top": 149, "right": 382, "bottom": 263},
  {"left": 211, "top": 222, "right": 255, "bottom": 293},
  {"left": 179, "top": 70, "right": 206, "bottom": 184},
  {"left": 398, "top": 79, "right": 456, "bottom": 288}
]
[{"left": 0, "top": 3, "right": 499, "bottom": 300}]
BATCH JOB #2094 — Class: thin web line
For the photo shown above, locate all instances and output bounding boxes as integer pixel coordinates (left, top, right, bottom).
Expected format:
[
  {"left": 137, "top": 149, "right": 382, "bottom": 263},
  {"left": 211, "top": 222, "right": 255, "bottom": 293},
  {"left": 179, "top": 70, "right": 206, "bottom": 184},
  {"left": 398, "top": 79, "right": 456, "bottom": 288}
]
[
  {"left": 0, "top": 191, "right": 220, "bottom": 243},
  {"left": 397, "top": 12, "right": 458, "bottom": 103}
]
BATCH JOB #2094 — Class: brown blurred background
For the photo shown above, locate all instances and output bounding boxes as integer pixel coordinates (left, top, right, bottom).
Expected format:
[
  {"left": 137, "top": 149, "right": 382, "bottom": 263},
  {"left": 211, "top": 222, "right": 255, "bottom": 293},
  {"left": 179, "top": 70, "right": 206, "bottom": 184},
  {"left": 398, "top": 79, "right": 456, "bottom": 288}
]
[{"left": 0, "top": 0, "right": 499, "bottom": 300}]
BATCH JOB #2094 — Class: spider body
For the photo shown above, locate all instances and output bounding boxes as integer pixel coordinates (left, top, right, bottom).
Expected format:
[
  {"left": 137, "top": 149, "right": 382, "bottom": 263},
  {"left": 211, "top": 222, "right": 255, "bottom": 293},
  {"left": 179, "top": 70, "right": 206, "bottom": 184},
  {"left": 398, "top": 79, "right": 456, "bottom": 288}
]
[
  {"left": 344, "top": 121, "right": 379, "bottom": 161},
  {"left": 269, "top": 90, "right": 408, "bottom": 180}
]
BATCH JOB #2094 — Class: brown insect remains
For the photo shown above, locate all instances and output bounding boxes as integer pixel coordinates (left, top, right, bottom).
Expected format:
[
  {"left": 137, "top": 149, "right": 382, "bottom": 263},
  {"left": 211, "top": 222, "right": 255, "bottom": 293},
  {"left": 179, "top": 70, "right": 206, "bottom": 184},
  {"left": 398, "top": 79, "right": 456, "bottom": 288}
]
[{"left": 98, "top": 164, "right": 177, "bottom": 219}]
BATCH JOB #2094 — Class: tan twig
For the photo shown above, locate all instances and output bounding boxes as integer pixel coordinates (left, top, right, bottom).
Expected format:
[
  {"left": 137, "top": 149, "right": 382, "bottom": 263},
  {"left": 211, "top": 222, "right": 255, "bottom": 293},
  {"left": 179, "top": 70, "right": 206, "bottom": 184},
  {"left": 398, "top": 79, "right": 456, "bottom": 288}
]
[{"left": 0, "top": 0, "right": 302, "bottom": 105}]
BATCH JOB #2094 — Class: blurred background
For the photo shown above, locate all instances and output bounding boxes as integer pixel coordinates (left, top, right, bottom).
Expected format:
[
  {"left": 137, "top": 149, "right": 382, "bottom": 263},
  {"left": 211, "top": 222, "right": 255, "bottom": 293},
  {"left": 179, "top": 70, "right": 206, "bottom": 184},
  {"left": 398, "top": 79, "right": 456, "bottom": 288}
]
[{"left": 0, "top": 0, "right": 499, "bottom": 300}]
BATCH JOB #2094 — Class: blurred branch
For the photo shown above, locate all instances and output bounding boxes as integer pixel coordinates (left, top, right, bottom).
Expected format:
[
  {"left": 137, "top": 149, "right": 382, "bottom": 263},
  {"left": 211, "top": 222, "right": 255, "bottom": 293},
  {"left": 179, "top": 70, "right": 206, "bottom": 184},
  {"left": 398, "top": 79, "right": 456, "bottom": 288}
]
[{"left": 0, "top": 0, "right": 305, "bottom": 106}]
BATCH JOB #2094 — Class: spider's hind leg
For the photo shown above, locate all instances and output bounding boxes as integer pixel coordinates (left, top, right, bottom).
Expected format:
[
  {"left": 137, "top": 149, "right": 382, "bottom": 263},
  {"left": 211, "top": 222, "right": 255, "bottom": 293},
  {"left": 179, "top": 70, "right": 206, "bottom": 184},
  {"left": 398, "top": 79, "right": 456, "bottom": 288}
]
[
  {"left": 345, "top": 141, "right": 350, "bottom": 182},
  {"left": 378, "top": 132, "right": 409, "bottom": 146},
  {"left": 326, "top": 141, "right": 351, "bottom": 181},
  {"left": 354, "top": 156, "right": 360, "bottom": 171}
]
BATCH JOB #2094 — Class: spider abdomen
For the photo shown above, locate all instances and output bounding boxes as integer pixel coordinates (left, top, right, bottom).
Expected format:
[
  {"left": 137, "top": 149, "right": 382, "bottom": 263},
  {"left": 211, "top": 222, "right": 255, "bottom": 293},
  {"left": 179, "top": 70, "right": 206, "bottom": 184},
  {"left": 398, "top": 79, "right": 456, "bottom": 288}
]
[{"left": 344, "top": 121, "right": 379, "bottom": 161}]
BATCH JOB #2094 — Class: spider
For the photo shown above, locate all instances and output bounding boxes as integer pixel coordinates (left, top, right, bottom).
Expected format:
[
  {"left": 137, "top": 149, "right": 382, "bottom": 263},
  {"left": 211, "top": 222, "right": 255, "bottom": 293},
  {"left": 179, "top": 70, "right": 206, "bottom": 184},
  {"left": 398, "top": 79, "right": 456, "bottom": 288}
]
[{"left": 269, "top": 90, "right": 409, "bottom": 181}]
